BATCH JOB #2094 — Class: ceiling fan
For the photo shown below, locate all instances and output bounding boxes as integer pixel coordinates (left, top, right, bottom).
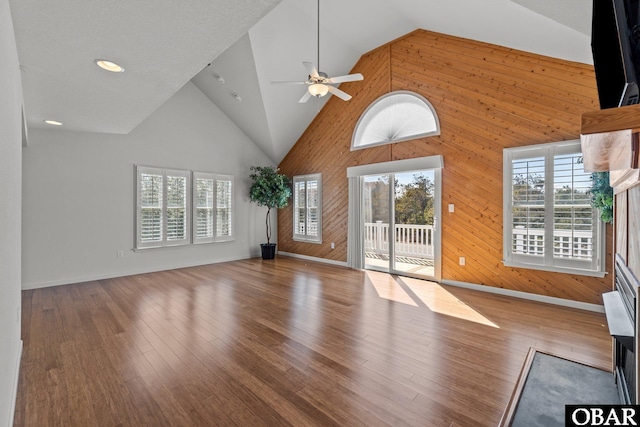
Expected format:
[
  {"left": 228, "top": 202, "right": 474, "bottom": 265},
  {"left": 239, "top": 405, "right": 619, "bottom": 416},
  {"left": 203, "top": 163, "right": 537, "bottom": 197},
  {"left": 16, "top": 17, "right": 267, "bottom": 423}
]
[{"left": 272, "top": 0, "right": 364, "bottom": 103}]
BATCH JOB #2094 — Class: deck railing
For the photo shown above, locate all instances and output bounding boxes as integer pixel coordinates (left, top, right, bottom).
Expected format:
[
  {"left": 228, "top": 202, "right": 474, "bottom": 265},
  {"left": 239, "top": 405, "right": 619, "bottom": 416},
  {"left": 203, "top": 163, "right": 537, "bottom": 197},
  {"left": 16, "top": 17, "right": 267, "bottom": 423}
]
[
  {"left": 364, "top": 224, "right": 594, "bottom": 261},
  {"left": 364, "top": 222, "right": 434, "bottom": 258},
  {"left": 512, "top": 228, "right": 593, "bottom": 259}
]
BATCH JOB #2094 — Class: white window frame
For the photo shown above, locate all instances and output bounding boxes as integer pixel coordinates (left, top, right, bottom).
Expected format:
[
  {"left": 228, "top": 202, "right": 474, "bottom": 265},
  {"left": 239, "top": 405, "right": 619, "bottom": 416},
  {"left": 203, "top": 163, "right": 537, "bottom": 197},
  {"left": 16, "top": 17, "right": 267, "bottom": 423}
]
[
  {"left": 192, "top": 172, "right": 234, "bottom": 244},
  {"left": 351, "top": 91, "right": 440, "bottom": 151},
  {"left": 293, "top": 173, "right": 322, "bottom": 244},
  {"left": 136, "top": 166, "right": 191, "bottom": 249},
  {"left": 503, "top": 140, "right": 606, "bottom": 277}
]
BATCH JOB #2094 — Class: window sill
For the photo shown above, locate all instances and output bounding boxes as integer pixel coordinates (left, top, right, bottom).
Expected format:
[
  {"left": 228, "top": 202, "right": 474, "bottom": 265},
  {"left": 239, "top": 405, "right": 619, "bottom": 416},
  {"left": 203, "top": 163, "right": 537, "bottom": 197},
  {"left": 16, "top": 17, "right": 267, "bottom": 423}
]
[
  {"left": 134, "top": 239, "right": 234, "bottom": 250},
  {"left": 193, "top": 238, "right": 235, "bottom": 245},
  {"left": 293, "top": 237, "right": 322, "bottom": 245},
  {"left": 133, "top": 244, "right": 186, "bottom": 251},
  {"left": 503, "top": 260, "right": 607, "bottom": 278}
]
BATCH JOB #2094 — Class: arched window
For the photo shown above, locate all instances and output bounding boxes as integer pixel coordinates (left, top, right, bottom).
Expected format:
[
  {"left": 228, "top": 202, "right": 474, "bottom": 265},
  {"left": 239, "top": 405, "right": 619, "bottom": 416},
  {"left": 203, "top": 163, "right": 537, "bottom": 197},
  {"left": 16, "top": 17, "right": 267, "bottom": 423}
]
[{"left": 351, "top": 91, "right": 440, "bottom": 150}]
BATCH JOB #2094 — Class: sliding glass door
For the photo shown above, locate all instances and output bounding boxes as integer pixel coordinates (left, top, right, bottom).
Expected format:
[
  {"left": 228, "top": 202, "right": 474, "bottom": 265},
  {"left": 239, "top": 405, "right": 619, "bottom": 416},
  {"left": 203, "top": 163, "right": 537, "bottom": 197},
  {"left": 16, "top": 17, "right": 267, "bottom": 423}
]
[
  {"left": 363, "top": 174, "right": 391, "bottom": 272},
  {"left": 363, "top": 169, "right": 438, "bottom": 279}
]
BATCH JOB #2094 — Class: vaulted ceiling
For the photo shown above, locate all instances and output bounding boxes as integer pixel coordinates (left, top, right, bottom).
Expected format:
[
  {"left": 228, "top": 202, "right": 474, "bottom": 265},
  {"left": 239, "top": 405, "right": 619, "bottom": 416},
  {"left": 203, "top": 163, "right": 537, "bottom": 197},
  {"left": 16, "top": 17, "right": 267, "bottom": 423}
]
[{"left": 11, "top": 0, "right": 592, "bottom": 163}]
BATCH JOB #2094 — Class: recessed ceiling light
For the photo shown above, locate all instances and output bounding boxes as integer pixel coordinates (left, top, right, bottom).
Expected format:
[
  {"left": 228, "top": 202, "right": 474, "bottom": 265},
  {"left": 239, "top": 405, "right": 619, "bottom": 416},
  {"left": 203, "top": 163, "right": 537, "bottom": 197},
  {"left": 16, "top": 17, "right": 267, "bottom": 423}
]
[
  {"left": 44, "top": 120, "right": 63, "bottom": 126},
  {"left": 95, "top": 59, "right": 124, "bottom": 73},
  {"left": 232, "top": 93, "right": 242, "bottom": 102}
]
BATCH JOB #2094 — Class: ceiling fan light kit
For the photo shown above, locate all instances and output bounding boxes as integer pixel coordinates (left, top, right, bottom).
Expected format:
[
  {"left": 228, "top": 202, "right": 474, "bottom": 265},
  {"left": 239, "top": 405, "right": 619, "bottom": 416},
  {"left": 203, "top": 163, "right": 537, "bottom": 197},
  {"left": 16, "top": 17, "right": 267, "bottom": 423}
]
[
  {"left": 272, "top": 0, "right": 363, "bottom": 103},
  {"left": 309, "top": 83, "right": 329, "bottom": 97}
]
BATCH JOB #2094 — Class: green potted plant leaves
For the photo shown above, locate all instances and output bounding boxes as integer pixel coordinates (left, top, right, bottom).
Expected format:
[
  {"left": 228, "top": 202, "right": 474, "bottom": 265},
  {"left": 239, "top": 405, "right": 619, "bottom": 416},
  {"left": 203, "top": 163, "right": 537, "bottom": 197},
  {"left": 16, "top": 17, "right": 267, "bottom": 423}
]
[
  {"left": 590, "top": 171, "right": 614, "bottom": 224},
  {"left": 249, "top": 166, "right": 292, "bottom": 259}
]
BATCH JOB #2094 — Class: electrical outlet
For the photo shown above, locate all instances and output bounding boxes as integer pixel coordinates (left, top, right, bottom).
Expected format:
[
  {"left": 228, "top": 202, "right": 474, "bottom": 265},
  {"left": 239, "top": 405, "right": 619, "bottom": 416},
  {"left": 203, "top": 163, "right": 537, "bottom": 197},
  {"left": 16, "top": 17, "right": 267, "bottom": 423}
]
[
  {"left": 459, "top": 256, "right": 466, "bottom": 266},
  {"left": 117, "top": 250, "right": 123, "bottom": 258},
  {"left": 330, "top": 242, "right": 335, "bottom": 249},
  {"left": 449, "top": 204, "right": 455, "bottom": 213}
]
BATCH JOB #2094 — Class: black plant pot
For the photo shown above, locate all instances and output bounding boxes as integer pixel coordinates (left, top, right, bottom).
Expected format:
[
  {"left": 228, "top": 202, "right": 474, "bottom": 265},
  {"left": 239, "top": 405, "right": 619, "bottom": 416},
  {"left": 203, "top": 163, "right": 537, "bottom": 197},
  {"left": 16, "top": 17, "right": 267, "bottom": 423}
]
[{"left": 260, "top": 243, "right": 277, "bottom": 260}]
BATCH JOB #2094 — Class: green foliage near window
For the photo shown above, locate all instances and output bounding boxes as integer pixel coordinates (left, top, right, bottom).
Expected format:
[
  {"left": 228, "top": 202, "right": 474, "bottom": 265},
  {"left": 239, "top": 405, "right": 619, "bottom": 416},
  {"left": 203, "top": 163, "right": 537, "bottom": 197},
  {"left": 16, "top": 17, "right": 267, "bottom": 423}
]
[
  {"left": 512, "top": 172, "right": 546, "bottom": 229},
  {"left": 364, "top": 174, "right": 436, "bottom": 226},
  {"left": 395, "top": 174, "right": 435, "bottom": 225},
  {"left": 249, "top": 166, "right": 292, "bottom": 244},
  {"left": 589, "top": 171, "right": 614, "bottom": 224}
]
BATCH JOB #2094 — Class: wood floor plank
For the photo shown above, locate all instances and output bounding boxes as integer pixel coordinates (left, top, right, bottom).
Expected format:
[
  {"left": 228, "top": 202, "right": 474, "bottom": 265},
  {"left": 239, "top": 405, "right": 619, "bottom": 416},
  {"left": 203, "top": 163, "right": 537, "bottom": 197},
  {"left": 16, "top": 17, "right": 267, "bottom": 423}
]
[{"left": 15, "top": 257, "right": 612, "bottom": 426}]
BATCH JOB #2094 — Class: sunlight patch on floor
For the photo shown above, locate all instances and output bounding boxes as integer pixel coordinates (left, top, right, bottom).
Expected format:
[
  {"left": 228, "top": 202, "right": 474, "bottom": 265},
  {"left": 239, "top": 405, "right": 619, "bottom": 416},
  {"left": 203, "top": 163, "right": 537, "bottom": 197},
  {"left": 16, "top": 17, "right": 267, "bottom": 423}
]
[
  {"left": 366, "top": 270, "right": 418, "bottom": 306},
  {"left": 365, "top": 270, "right": 499, "bottom": 328},
  {"left": 399, "top": 276, "right": 499, "bottom": 328}
]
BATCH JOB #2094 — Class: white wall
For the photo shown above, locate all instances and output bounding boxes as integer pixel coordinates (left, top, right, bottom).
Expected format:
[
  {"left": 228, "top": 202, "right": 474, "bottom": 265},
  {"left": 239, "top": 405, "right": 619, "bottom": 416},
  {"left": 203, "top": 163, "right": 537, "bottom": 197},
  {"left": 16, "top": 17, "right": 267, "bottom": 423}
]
[
  {"left": 0, "top": 0, "right": 23, "bottom": 424},
  {"left": 22, "top": 82, "right": 274, "bottom": 289}
]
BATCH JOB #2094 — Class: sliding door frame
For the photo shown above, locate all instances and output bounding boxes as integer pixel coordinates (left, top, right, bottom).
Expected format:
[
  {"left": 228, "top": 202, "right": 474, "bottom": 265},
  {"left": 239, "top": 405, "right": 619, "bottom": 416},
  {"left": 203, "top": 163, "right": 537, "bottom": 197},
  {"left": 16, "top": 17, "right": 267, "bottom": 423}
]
[{"left": 347, "top": 156, "right": 443, "bottom": 281}]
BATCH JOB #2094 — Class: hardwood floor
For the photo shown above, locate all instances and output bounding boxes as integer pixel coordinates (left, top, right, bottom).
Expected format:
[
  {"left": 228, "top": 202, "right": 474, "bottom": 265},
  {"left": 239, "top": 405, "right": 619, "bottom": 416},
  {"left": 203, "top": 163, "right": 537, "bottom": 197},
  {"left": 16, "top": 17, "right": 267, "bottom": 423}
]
[{"left": 14, "top": 257, "right": 612, "bottom": 426}]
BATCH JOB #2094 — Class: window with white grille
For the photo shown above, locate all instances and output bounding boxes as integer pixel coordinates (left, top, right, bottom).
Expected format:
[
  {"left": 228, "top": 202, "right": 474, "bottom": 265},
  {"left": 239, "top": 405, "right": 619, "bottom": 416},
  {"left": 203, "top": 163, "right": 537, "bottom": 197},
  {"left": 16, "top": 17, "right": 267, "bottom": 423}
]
[
  {"left": 136, "top": 166, "right": 190, "bottom": 248},
  {"left": 193, "top": 172, "right": 234, "bottom": 244},
  {"left": 136, "top": 167, "right": 234, "bottom": 249},
  {"left": 503, "top": 140, "right": 605, "bottom": 277},
  {"left": 194, "top": 174, "right": 214, "bottom": 243},
  {"left": 293, "top": 174, "right": 322, "bottom": 243}
]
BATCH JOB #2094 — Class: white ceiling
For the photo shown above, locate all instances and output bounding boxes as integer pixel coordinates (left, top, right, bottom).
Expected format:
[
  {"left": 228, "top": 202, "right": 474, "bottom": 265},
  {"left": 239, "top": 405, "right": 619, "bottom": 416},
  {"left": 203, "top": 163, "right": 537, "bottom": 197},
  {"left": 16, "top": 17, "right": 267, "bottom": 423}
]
[
  {"left": 10, "top": 0, "right": 282, "bottom": 134},
  {"left": 11, "top": 0, "right": 592, "bottom": 162}
]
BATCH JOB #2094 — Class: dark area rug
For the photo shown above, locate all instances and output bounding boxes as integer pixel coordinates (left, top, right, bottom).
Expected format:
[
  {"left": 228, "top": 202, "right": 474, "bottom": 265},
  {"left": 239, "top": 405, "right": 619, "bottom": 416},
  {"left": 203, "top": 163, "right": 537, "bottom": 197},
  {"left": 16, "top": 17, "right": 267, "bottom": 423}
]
[{"left": 506, "top": 350, "right": 620, "bottom": 427}]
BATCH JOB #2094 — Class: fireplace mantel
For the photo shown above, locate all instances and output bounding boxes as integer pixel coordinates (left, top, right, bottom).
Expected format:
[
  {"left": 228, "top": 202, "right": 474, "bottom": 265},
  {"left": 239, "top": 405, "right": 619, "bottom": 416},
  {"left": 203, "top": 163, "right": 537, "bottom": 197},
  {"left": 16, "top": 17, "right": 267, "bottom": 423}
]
[{"left": 580, "top": 105, "right": 640, "bottom": 193}]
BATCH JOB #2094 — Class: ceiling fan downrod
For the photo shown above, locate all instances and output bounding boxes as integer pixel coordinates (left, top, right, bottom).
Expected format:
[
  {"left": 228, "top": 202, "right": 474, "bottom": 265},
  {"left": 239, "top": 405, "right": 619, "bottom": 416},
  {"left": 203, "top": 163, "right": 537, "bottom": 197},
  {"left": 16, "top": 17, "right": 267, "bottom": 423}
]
[
  {"left": 270, "top": 0, "right": 364, "bottom": 103},
  {"left": 317, "top": 0, "right": 320, "bottom": 73}
]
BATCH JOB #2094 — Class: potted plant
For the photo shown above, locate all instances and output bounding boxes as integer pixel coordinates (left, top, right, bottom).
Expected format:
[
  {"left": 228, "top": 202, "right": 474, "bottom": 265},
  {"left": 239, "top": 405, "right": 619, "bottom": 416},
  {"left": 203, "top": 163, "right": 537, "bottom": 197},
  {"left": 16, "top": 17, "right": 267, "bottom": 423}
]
[{"left": 249, "top": 166, "right": 292, "bottom": 259}]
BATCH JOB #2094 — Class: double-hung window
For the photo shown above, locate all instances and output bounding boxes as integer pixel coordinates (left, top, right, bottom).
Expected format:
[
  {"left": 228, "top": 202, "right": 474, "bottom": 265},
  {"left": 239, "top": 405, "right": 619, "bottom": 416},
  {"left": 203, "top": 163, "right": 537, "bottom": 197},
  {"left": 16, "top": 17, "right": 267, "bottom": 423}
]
[
  {"left": 136, "top": 166, "right": 234, "bottom": 249},
  {"left": 136, "top": 166, "right": 190, "bottom": 248},
  {"left": 293, "top": 174, "right": 322, "bottom": 243},
  {"left": 503, "top": 140, "right": 605, "bottom": 277},
  {"left": 193, "top": 172, "right": 234, "bottom": 244}
]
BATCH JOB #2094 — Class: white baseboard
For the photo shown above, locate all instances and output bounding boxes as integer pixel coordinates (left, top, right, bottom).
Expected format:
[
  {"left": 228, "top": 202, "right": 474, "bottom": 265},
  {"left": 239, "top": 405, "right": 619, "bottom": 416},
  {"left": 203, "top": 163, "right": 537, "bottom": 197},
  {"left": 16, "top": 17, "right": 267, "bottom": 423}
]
[
  {"left": 277, "top": 251, "right": 349, "bottom": 268},
  {"left": 9, "top": 339, "right": 23, "bottom": 427},
  {"left": 441, "top": 279, "right": 604, "bottom": 313},
  {"left": 21, "top": 254, "right": 255, "bottom": 290}
]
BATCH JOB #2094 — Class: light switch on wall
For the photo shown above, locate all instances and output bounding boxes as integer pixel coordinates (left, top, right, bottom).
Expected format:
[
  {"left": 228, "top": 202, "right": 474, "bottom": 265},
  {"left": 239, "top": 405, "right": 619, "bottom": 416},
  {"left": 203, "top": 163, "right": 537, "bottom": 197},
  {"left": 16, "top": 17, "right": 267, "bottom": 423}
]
[{"left": 448, "top": 204, "right": 455, "bottom": 213}]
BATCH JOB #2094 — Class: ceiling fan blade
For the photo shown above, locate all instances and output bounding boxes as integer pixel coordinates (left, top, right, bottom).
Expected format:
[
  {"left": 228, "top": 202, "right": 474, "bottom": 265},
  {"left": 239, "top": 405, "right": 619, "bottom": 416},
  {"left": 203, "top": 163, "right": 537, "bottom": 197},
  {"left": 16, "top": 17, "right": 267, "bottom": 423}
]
[
  {"left": 327, "top": 73, "right": 364, "bottom": 84},
  {"left": 327, "top": 85, "right": 352, "bottom": 101},
  {"left": 303, "top": 62, "right": 320, "bottom": 78},
  {"left": 271, "top": 80, "right": 308, "bottom": 85},
  {"left": 298, "top": 90, "right": 313, "bottom": 103}
]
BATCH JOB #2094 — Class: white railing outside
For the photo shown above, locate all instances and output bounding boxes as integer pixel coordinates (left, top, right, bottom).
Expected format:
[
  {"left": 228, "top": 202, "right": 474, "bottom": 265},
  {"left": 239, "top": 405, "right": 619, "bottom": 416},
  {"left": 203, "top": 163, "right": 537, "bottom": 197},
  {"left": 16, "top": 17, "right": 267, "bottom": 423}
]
[
  {"left": 365, "top": 222, "right": 434, "bottom": 258},
  {"left": 364, "top": 224, "right": 593, "bottom": 261},
  {"left": 512, "top": 228, "right": 593, "bottom": 260}
]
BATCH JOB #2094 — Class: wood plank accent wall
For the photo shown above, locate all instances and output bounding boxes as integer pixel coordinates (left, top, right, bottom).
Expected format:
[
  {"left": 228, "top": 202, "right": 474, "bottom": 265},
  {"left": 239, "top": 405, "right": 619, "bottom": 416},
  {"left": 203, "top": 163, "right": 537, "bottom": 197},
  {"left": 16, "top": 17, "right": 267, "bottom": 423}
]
[
  {"left": 277, "top": 29, "right": 612, "bottom": 304},
  {"left": 628, "top": 186, "right": 640, "bottom": 278}
]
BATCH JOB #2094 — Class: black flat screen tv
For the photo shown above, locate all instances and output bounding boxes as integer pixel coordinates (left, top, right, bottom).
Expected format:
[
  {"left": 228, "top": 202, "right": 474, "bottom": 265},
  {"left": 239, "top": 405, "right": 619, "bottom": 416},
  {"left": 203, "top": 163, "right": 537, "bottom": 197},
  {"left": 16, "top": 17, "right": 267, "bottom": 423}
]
[{"left": 592, "top": 0, "right": 640, "bottom": 109}]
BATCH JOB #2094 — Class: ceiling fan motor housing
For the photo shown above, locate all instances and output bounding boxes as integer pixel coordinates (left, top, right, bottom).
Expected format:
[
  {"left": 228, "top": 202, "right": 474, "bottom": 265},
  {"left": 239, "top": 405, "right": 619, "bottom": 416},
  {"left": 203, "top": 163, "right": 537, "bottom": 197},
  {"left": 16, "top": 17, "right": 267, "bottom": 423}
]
[{"left": 310, "top": 71, "right": 329, "bottom": 82}]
